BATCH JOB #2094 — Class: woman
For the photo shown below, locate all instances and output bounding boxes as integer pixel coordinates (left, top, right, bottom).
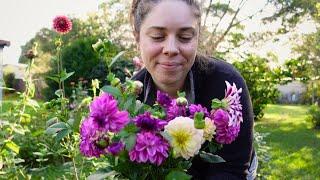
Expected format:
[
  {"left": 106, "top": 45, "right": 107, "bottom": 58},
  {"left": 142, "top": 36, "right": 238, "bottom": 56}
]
[{"left": 130, "top": 0, "right": 257, "bottom": 179}]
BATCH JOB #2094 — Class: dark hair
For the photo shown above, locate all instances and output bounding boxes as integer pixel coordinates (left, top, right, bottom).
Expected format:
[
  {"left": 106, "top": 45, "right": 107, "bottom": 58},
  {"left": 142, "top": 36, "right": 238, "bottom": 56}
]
[{"left": 130, "top": 0, "right": 201, "bottom": 38}]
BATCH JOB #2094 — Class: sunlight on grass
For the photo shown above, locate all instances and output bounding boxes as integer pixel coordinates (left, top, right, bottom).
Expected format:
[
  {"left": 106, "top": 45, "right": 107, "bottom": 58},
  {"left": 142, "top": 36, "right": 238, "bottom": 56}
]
[{"left": 255, "top": 104, "right": 320, "bottom": 179}]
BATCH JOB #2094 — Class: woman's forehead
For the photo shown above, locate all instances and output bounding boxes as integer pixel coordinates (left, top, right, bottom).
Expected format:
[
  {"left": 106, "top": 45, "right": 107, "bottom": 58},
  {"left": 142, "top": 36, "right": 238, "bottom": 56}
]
[{"left": 141, "top": 1, "right": 198, "bottom": 31}]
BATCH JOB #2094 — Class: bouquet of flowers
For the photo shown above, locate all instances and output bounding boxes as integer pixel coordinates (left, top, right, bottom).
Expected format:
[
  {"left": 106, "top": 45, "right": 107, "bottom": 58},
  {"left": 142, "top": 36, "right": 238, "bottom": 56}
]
[{"left": 79, "top": 73, "right": 243, "bottom": 179}]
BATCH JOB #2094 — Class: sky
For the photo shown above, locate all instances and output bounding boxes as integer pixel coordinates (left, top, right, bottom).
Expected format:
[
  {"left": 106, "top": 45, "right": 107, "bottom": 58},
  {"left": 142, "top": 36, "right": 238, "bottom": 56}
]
[
  {"left": 0, "top": 0, "right": 317, "bottom": 65},
  {"left": 0, "top": 0, "right": 104, "bottom": 65}
]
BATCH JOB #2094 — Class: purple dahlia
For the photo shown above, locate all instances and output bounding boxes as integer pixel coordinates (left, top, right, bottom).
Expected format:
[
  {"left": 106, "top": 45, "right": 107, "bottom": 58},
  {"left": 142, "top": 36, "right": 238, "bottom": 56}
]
[{"left": 134, "top": 112, "right": 167, "bottom": 132}]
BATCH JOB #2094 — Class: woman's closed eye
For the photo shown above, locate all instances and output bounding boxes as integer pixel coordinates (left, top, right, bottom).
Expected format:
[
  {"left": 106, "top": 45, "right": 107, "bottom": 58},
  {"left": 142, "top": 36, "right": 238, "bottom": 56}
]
[
  {"left": 150, "top": 35, "right": 165, "bottom": 41},
  {"left": 178, "top": 35, "right": 193, "bottom": 42}
]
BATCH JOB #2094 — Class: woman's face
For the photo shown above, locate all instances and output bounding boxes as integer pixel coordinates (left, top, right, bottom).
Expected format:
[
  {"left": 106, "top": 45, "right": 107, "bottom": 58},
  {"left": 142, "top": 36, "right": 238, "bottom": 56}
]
[{"left": 138, "top": 0, "right": 199, "bottom": 90}]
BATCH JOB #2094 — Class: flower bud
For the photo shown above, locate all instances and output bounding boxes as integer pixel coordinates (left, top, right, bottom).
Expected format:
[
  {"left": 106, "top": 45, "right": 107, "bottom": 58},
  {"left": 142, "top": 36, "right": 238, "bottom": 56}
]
[
  {"left": 111, "top": 78, "right": 121, "bottom": 87},
  {"left": 176, "top": 97, "right": 188, "bottom": 106},
  {"left": 132, "top": 81, "right": 143, "bottom": 95},
  {"left": 25, "top": 50, "right": 36, "bottom": 59},
  {"left": 91, "top": 79, "right": 100, "bottom": 89},
  {"left": 194, "top": 112, "right": 205, "bottom": 129}
]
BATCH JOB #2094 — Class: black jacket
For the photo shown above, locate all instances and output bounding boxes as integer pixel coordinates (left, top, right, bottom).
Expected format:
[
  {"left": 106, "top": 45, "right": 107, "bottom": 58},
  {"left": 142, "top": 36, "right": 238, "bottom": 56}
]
[{"left": 132, "top": 58, "right": 255, "bottom": 180}]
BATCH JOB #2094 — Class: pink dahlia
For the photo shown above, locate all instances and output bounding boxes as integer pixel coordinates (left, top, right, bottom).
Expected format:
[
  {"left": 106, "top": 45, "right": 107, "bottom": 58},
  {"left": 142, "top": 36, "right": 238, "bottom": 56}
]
[
  {"left": 212, "top": 109, "right": 240, "bottom": 144},
  {"left": 129, "top": 132, "right": 169, "bottom": 166},
  {"left": 80, "top": 118, "right": 109, "bottom": 157},
  {"left": 89, "top": 93, "right": 129, "bottom": 132},
  {"left": 53, "top": 15, "right": 72, "bottom": 34},
  {"left": 224, "top": 81, "right": 243, "bottom": 127}
]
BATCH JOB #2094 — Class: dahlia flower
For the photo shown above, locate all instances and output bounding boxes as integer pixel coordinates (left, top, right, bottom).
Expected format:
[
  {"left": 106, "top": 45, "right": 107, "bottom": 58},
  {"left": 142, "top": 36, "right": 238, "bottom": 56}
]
[
  {"left": 156, "top": 91, "right": 172, "bottom": 108},
  {"left": 80, "top": 118, "right": 109, "bottom": 157},
  {"left": 189, "top": 104, "right": 209, "bottom": 118},
  {"left": 89, "top": 93, "right": 129, "bottom": 132},
  {"left": 164, "top": 117, "right": 204, "bottom": 159},
  {"left": 107, "top": 142, "right": 125, "bottom": 156},
  {"left": 212, "top": 109, "right": 240, "bottom": 144},
  {"left": 129, "top": 132, "right": 169, "bottom": 166},
  {"left": 134, "top": 112, "right": 167, "bottom": 132},
  {"left": 224, "top": 81, "right": 243, "bottom": 126},
  {"left": 203, "top": 117, "right": 216, "bottom": 142},
  {"left": 52, "top": 15, "right": 72, "bottom": 34},
  {"left": 166, "top": 100, "right": 187, "bottom": 121}
]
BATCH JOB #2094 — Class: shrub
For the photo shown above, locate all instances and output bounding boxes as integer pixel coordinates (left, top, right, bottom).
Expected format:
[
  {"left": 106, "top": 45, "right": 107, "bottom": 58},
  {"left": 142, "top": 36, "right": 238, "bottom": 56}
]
[
  {"left": 307, "top": 105, "right": 320, "bottom": 129},
  {"left": 43, "top": 37, "right": 133, "bottom": 100},
  {"left": 233, "top": 55, "right": 282, "bottom": 120},
  {"left": 3, "top": 72, "right": 16, "bottom": 93}
]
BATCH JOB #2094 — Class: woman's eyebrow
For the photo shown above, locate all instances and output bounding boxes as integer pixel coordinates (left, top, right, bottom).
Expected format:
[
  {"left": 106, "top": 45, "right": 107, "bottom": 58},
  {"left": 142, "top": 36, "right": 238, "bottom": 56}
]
[{"left": 147, "top": 26, "right": 196, "bottom": 32}]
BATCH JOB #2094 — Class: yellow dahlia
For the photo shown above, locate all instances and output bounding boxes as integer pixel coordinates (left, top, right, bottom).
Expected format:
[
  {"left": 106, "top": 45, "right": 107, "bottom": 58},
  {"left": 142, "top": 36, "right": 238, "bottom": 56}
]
[
  {"left": 164, "top": 117, "right": 203, "bottom": 160},
  {"left": 203, "top": 117, "right": 216, "bottom": 142}
]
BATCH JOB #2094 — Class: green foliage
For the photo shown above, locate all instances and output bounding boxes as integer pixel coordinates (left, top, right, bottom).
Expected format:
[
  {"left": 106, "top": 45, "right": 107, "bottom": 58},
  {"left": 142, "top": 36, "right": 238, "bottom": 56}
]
[
  {"left": 265, "top": 0, "right": 319, "bottom": 32},
  {"left": 307, "top": 104, "right": 320, "bottom": 129},
  {"left": 233, "top": 55, "right": 282, "bottom": 120}
]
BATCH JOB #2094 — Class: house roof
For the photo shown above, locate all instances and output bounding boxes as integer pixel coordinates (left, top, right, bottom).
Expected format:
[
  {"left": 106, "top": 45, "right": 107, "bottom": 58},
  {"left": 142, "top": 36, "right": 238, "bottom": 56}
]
[{"left": 0, "top": 40, "right": 10, "bottom": 48}]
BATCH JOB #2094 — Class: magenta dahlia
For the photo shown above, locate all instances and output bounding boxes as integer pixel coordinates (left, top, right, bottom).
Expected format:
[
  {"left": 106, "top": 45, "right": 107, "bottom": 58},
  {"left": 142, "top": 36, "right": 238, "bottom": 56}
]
[
  {"left": 79, "top": 118, "right": 109, "bottom": 157},
  {"left": 212, "top": 109, "right": 240, "bottom": 144},
  {"left": 129, "top": 132, "right": 169, "bottom": 166},
  {"left": 53, "top": 15, "right": 72, "bottom": 34},
  {"left": 89, "top": 93, "right": 129, "bottom": 132},
  {"left": 166, "top": 100, "right": 187, "bottom": 121}
]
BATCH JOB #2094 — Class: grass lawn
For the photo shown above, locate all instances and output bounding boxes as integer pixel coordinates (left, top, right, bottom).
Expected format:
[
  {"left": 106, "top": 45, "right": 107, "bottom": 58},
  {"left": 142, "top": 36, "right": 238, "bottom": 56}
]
[{"left": 255, "top": 104, "right": 320, "bottom": 180}]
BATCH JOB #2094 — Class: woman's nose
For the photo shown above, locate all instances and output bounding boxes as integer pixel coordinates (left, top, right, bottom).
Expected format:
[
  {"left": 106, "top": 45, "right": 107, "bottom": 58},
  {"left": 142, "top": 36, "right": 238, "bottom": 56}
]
[{"left": 163, "top": 36, "right": 179, "bottom": 57}]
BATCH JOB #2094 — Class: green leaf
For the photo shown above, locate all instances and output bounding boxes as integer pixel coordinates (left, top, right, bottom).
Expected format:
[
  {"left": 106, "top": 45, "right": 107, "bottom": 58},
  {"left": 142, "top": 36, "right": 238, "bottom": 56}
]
[
  {"left": 60, "top": 70, "right": 74, "bottom": 82},
  {"left": 199, "top": 151, "right": 226, "bottom": 163},
  {"left": 55, "top": 129, "right": 71, "bottom": 142},
  {"left": 101, "top": 85, "right": 121, "bottom": 98},
  {"left": 124, "top": 133, "right": 136, "bottom": 151},
  {"left": 55, "top": 89, "right": 63, "bottom": 97},
  {"left": 46, "top": 122, "right": 68, "bottom": 135},
  {"left": 165, "top": 170, "right": 191, "bottom": 180},
  {"left": 46, "top": 75, "right": 60, "bottom": 83},
  {"left": 124, "top": 95, "right": 136, "bottom": 113},
  {"left": 108, "top": 51, "right": 126, "bottom": 69},
  {"left": 123, "top": 122, "right": 138, "bottom": 133},
  {"left": 46, "top": 117, "right": 59, "bottom": 128},
  {"left": 5, "top": 140, "right": 20, "bottom": 154},
  {"left": 26, "top": 99, "right": 40, "bottom": 110},
  {"left": 87, "top": 168, "right": 117, "bottom": 180}
]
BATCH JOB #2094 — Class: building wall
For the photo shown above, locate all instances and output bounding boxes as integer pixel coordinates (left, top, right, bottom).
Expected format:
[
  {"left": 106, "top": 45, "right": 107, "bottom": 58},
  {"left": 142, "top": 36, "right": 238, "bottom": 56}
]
[{"left": 277, "top": 81, "right": 307, "bottom": 104}]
